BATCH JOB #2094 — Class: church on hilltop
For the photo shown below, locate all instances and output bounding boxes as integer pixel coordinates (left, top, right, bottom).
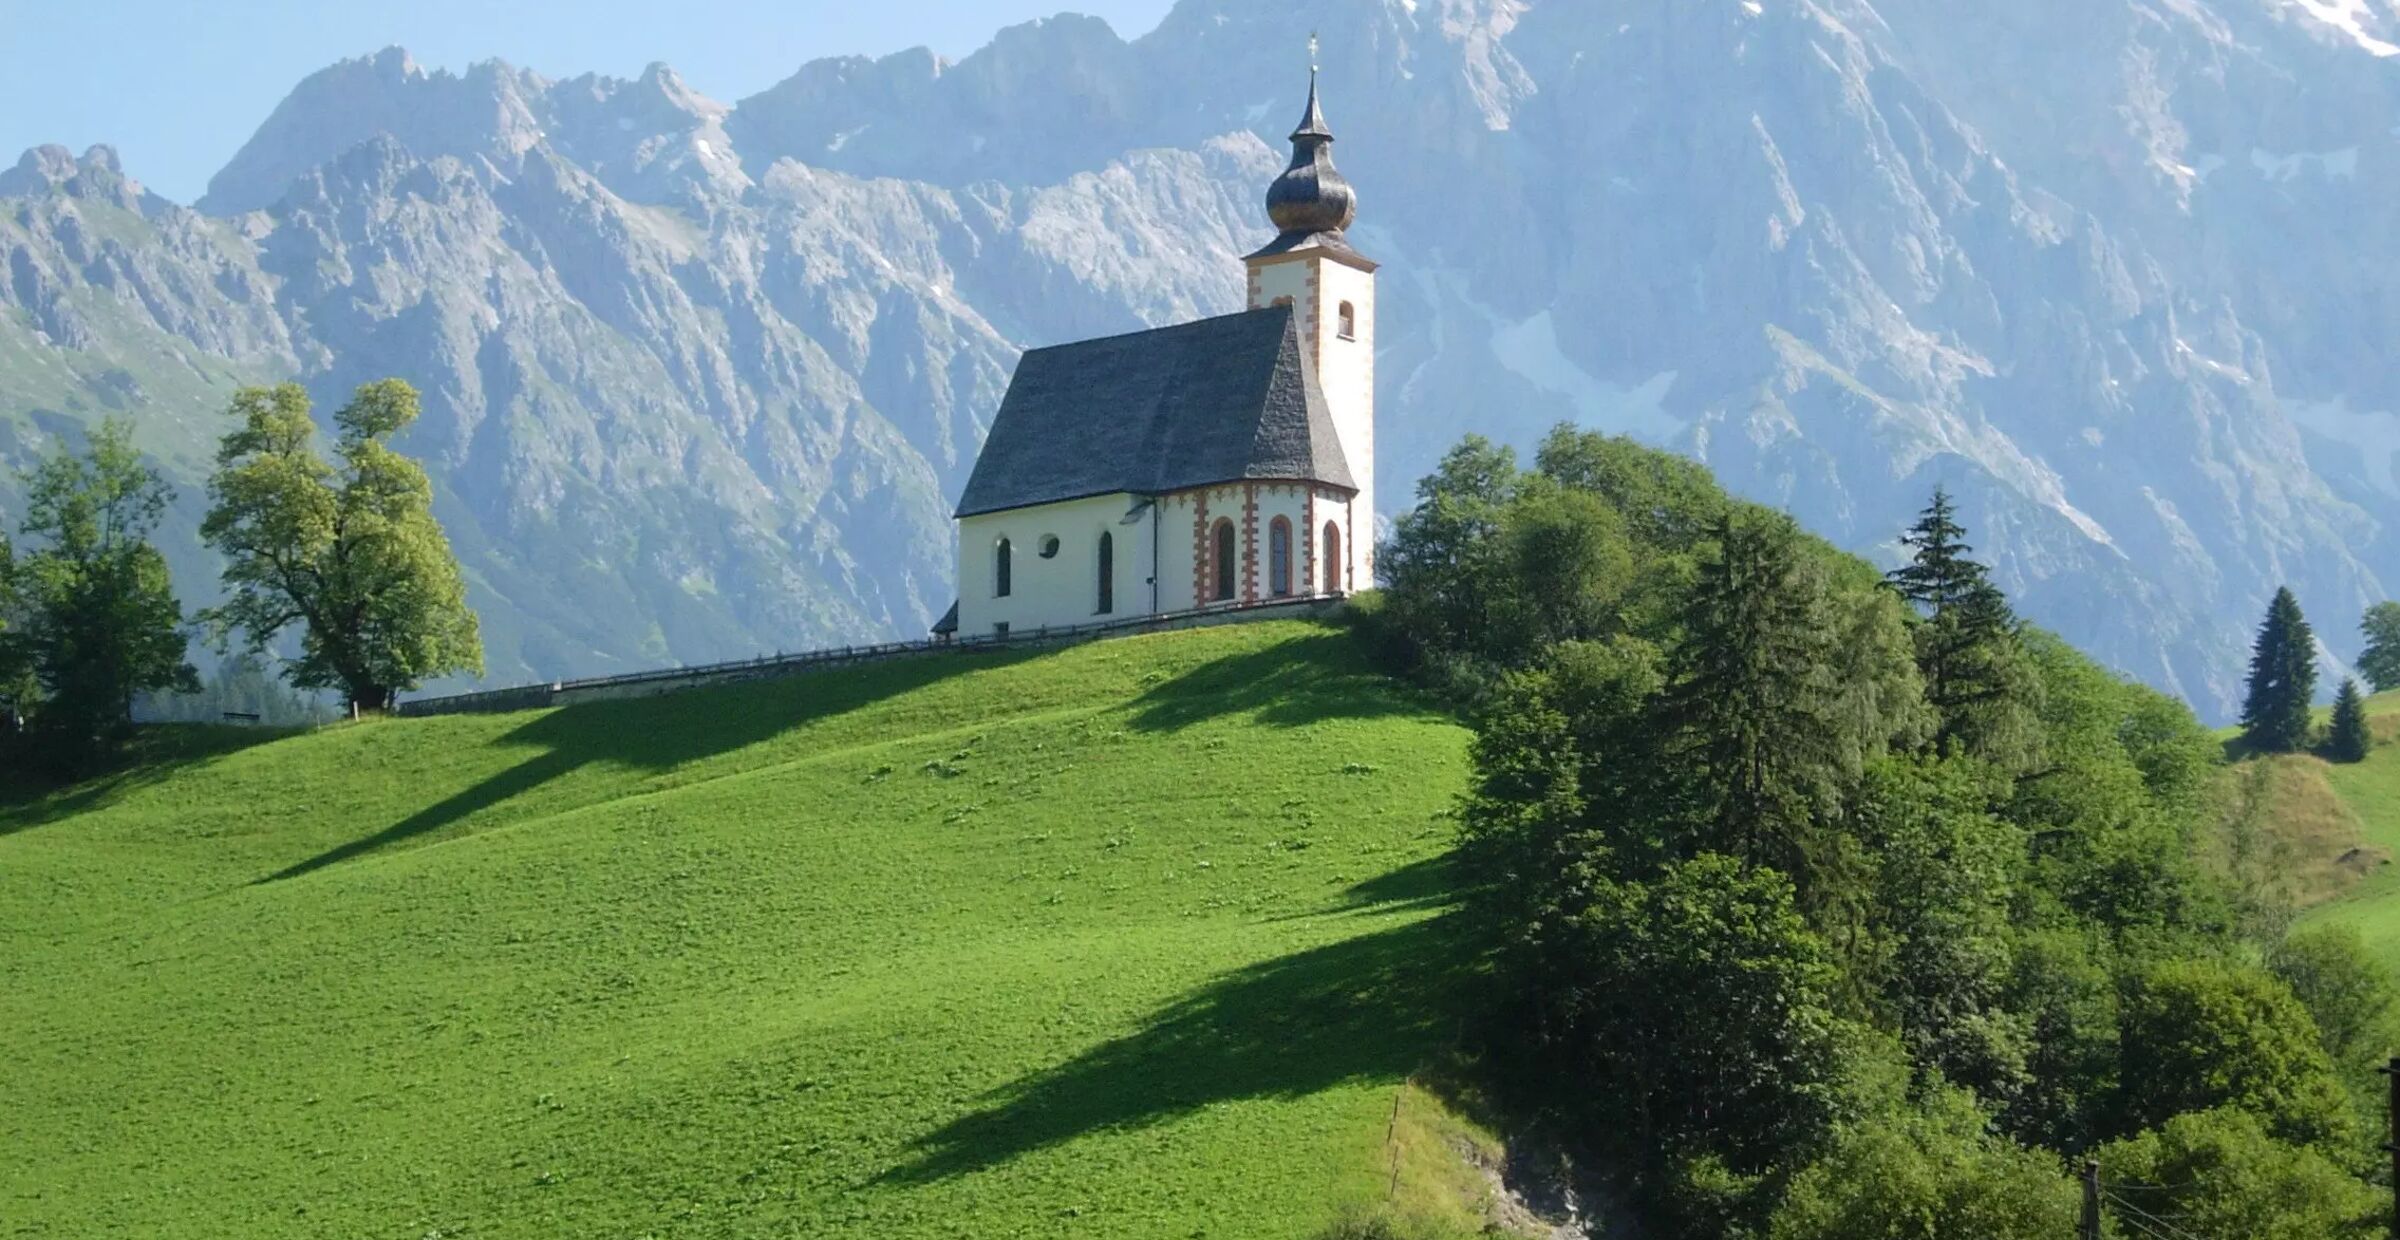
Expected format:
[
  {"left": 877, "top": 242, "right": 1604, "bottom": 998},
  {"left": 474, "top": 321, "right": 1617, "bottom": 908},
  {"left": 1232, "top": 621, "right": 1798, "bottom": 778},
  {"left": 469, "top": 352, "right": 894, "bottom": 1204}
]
[{"left": 939, "top": 66, "right": 1378, "bottom": 640}]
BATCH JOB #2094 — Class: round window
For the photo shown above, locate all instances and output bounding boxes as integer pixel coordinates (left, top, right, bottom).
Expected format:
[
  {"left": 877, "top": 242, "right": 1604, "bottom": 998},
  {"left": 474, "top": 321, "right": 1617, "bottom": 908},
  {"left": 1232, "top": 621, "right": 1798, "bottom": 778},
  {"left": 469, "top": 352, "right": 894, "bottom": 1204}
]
[{"left": 1038, "top": 535, "right": 1061, "bottom": 559}]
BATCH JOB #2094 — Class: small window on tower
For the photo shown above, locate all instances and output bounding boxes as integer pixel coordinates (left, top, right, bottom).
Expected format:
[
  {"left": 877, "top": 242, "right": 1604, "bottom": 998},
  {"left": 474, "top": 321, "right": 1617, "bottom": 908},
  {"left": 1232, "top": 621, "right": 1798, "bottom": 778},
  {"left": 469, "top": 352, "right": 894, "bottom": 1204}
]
[{"left": 1337, "top": 301, "right": 1357, "bottom": 340}]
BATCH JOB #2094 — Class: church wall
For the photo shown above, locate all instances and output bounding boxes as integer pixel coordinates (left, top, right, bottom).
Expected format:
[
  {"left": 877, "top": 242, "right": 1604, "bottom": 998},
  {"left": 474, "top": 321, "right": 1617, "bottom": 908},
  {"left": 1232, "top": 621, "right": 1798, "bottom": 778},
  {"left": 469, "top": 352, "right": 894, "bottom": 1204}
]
[
  {"left": 956, "top": 493, "right": 1155, "bottom": 637},
  {"left": 1156, "top": 482, "right": 1359, "bottom": 611},
  {"left": 1248, "top": 253, "right": 1376, "bottom": 590}
]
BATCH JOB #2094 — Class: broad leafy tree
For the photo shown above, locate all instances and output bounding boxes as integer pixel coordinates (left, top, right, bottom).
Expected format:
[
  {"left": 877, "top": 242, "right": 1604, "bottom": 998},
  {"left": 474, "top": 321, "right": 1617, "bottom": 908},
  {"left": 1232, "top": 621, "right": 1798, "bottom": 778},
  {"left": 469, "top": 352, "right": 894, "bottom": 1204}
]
[
  {"left": 2357, "top": 601, "right": 2400, "bottom": 693},
  {"left": 2326, "top": 677, "right": 2372, "bottom": 764},
  {"left": 1767, "top": 1089, "right": 2077, "bottom": 1240},
  {"left": 10, "top": 419, "right": 198, "bottom": 760},
  {"left": 2095, "top": 1109, "right": 2385, "bottom": 1240},
  {"left": 201, "top": 380, "right": 482, "bottom": 714},
  {"left": 2241, "top": 587, "right": 2319, "bottom": 753},
  {"left": 1375, "top": 435, "right": 1519, "bottom": 666},
  {"left": 1551, "top": 855, "right": 1850, "bottom": 1175},
  {"left": 2115, "top": 957, "right": 2357, "bottom": 1151},
  {"left": 2267, "top": 923, "right": 2396, "bottom": 1068}
]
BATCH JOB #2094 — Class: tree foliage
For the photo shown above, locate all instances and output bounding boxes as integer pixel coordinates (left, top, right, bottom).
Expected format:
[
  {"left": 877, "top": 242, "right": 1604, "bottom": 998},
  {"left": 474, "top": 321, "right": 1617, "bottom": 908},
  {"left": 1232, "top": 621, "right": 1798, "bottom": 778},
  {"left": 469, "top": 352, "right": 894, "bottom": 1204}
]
[
  {"left": 2094, "top": 1109, "right": 2385, "bottom": 1239},
  {"left": 201, "top": 380, "right": 482, "bottom": 712},
  {"left": 1374, "top": 425, "right": 2375, "bottom": 1235},
  {"left": 2266, "top": 923, "right": 2396, "bottom": 1069},
  {"left": 1886, "top": 489, "right": 2041, "bottom": 766},
  {"left": 2357, "top": 601, "right": 2400, "bottom": 693},
  {"left": 2326, "top": 677, "right": 2372, "bottom": 764},
  {"left": 1546, "top": 855, "right": 1852, "bottom": 1176},
  {"left": 2242, "top": 587, "right": 2319, "bottom": 753},
  {"left": 1766, "top": 1088, "right": 2077, "bottom": 1240},
  {"left": 2114, "top": 957, "right": 2357, "bottom": 1151},
  {"left": 5, "top": 419, "right": 197, "bottom": 764}
]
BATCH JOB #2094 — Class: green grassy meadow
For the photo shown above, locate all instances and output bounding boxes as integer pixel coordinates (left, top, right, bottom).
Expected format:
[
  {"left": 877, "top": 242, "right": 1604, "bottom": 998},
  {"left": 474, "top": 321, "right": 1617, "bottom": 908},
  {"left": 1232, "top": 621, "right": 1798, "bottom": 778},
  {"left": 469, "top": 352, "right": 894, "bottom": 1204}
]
[
  {"left": 0, "top": 622, "right": 1491, "bottom": 1238},
  {"left": 2281, "top": 689, "right": 2400, "bottom": 958}
]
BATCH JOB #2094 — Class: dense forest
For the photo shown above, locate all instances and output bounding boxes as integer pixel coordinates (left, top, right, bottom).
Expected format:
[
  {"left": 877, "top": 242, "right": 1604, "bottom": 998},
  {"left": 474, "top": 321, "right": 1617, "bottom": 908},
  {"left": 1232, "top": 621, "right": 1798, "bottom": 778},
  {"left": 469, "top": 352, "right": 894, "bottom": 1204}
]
[{"left": 1361, "top": 428, "right": 2394, "bottom": 1238}]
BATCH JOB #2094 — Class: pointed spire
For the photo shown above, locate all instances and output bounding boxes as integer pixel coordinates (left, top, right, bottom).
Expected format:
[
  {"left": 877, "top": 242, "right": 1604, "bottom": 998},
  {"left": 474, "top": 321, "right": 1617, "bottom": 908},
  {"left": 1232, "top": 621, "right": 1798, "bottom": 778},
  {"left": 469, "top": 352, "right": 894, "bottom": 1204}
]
[
  {"left": 1262, "top": 38, "right": 1357, "bottom": 241},
  {"left": 1295, "top": 34, "right": 1332, "bottom": 140}
]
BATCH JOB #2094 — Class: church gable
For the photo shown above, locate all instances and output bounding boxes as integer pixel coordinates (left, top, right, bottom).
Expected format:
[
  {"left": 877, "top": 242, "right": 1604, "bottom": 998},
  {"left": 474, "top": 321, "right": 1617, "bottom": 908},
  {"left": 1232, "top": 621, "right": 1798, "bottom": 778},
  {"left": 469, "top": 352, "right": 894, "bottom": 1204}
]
[{"left": 953, "top": 304, "right": 1353, "bottom": 519}]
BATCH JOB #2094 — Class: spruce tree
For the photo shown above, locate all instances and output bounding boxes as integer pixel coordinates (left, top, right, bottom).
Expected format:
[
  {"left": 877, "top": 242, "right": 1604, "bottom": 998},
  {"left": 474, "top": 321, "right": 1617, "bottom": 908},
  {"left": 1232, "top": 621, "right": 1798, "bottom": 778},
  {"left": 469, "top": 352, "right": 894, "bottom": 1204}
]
[
  {"left": 2327, "top": 678, "right": 2371, "bottom": 764},
  {"left": 1666, "top": 511, "right": 1849, "bottom": 879},
  {"left": 1887, "top": 488, "right": 2027, "bottom": 759},
  {"left": 2240, "top": 588, "right": 2319, "bottom": 754}
]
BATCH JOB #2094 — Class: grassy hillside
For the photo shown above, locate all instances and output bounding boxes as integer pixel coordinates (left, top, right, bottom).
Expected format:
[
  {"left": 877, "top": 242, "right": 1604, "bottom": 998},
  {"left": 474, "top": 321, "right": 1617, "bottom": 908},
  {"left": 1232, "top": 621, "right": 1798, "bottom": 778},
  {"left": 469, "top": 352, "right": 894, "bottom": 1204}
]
[
  {"left": 0, "top": 621, "right": 1495, "bottom": 1239},
  {"left": 2228, "top": 690, "right": 2400, "bottom": 953}
]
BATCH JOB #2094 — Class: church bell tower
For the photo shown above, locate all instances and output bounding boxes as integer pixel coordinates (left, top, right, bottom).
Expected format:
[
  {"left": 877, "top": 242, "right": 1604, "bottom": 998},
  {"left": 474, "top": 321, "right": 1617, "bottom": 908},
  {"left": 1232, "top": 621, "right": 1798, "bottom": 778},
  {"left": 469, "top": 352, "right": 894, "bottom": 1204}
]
[{"left": 1245, "top": 49, "right": 1378, "bottom": 589}]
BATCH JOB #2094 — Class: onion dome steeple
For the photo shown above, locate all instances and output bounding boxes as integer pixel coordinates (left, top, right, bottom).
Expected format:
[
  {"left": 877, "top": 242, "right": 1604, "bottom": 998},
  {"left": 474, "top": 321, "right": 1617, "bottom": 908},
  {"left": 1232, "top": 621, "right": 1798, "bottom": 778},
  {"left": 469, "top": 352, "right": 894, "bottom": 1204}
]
[{"left": 1263, "top": 40, "right": 1358, "bottom": 242}]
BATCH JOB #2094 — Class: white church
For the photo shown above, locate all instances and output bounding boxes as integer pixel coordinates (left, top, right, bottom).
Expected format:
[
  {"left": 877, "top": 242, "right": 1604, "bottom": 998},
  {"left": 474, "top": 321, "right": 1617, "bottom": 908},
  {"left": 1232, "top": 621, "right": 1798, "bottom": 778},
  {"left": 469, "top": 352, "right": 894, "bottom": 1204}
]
[{"left": 938, "top": 68, "right": 1377, "bottom": 640}]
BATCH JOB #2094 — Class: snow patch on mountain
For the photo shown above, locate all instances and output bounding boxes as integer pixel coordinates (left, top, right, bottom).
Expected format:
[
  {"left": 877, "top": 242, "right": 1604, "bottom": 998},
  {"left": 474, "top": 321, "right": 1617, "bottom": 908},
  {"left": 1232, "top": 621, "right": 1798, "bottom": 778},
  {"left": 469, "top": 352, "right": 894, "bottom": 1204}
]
[{"left": 2289, "top": 0, "right": 2400, "bottom": 55}]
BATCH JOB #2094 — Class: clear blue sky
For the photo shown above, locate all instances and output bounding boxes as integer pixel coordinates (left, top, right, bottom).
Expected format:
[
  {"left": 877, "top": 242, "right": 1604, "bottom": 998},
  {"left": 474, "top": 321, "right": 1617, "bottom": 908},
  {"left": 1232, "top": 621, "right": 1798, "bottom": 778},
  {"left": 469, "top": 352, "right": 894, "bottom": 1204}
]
[{"left": 0, "top": 0, "right": 1177, "bottom": 205}]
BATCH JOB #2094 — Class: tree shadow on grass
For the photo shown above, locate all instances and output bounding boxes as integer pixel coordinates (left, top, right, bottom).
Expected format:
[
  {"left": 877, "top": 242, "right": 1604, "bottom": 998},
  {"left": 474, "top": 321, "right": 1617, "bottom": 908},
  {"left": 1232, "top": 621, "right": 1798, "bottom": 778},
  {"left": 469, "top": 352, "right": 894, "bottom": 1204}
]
[
  {"left": 879, "top": 910, "right": 1480, "bottom": 1186},
  {"left": 254, "top": 649, "right": 1037, "bottom": 884},
  {"left": 1321, "top": 854, "right": 1466, "bottom": 917},
  {"left": 1125, "top": 630, "right": 1449, "bottom": 733},
  {"left": 0, "top": 724, "right": 300, "bottom": 837}
]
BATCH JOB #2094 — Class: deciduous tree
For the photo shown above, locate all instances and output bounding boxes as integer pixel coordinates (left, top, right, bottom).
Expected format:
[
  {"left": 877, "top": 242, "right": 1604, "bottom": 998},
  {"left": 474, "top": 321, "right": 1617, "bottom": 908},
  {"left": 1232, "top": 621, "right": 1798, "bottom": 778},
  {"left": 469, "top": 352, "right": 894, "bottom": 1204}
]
[
  {"left": 2095, "top": 1109, "right": 2384, "bottom": 1240},
  {"left": 2357, "top": 601, "right": 2400, "bottom": 693},
  {"left": 201, "top": 380, "right": 482, "bottom": 714},
  {"left": 2115, "top": 957, "right": 2356, "bottom": 1151},
  {"left": 10, "top": 419, "right": 198, "bottom": 761}
]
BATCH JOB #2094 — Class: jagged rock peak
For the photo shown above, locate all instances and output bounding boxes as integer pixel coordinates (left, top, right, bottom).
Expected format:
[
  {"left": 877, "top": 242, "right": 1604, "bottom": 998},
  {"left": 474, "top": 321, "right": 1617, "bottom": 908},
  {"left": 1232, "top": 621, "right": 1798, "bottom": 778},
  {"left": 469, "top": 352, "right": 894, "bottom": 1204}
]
[
  {"left": 0, "top": 143, "right": 158, "bottom": 211},
  {"left": 199, "top": 46, "right": 547, "bottom": 215}
]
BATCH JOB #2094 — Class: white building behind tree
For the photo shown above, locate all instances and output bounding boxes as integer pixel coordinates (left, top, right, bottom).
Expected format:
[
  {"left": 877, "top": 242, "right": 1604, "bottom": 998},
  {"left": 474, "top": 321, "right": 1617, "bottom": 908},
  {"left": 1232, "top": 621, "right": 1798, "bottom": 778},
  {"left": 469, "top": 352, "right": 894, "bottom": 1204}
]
[{"left": 938, "top": 67, "right": 1378, "bottom": 640}]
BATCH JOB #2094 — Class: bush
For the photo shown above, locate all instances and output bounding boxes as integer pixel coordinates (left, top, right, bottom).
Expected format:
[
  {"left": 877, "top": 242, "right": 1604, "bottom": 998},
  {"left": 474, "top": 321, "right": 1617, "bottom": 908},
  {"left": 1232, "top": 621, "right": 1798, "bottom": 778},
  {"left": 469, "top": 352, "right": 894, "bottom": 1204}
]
[
  {"left": 2115, "top": 957, "right": 2358, "bottom": 1151},
  {"left": 2094, "top": 1108, "right": 2384, "bottom": 1239},
  {"left": 2267, "top": 923, "right": 2397, "bottom": 1067},
  {"left": 1768, "top": 1089, "right": 2077, "bottom": 1240}
]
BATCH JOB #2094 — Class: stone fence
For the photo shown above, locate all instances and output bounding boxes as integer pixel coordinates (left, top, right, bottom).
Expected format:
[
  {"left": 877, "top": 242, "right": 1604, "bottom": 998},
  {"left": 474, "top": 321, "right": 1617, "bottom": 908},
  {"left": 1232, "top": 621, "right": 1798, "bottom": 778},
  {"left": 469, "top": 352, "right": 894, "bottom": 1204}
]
[{"left": 395, "top": 597, "right": 1341, "bottom": 718}]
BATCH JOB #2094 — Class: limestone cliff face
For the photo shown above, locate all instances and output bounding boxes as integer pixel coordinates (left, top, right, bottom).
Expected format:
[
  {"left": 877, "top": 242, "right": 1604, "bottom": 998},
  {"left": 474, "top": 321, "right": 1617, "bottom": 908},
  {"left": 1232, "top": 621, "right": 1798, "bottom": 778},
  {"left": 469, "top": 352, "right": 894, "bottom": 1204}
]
[{"left": 5, "top": 0, "right": 2398, "bottom": 715}]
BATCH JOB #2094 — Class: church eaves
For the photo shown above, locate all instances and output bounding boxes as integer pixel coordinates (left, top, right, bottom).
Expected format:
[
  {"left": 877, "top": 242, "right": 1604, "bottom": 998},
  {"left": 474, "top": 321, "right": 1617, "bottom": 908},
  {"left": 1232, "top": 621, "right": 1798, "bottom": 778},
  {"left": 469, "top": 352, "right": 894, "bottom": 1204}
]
[{"left": 953, "top": 304, "right": 1355, "bottom": 519}]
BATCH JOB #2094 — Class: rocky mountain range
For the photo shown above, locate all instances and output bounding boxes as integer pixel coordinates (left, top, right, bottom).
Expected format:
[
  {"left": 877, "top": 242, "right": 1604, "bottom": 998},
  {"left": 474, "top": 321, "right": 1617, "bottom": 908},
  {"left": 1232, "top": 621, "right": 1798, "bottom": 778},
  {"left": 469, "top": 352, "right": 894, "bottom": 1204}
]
[{"left": 6, "top": 0, "right": 2400, "bottom": 718}]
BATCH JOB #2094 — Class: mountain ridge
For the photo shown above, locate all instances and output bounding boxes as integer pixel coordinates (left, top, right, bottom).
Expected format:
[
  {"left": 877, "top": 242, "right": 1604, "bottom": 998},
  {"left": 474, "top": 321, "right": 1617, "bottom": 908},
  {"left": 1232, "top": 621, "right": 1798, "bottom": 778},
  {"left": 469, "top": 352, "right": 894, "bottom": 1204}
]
[{"left": 6, "top": 0, "right": 2398, "bottom": 717}]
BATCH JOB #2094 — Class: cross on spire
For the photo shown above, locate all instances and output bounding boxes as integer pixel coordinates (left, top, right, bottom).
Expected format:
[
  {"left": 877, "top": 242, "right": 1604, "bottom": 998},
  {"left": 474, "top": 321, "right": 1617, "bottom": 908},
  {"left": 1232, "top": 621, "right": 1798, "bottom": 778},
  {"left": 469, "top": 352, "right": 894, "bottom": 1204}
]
[{"left": 1310, "top": 31, "right": 1320, "bottom": 74}]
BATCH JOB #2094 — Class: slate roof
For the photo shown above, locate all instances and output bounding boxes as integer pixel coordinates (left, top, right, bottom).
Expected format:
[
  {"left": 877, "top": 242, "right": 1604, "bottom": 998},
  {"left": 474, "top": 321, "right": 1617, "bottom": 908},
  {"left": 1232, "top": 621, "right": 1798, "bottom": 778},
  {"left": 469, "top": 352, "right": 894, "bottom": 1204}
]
[{"left": 954, "top": 304, "right": 1355, "bottom": 519}]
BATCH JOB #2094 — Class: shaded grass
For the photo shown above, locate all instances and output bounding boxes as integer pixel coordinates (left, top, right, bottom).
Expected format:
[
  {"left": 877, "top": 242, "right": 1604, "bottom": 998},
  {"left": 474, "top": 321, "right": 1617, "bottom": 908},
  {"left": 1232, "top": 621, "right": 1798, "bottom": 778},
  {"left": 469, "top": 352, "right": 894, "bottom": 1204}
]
[{"left": 0, "top": 621, "right": 1483, "bottom": 1238}]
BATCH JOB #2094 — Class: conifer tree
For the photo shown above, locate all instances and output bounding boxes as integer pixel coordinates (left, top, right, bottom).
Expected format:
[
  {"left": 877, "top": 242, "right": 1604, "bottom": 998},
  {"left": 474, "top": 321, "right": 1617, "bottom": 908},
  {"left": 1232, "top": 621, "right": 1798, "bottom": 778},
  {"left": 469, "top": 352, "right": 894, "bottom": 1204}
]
[
  {"left": 2240, "top": 588, "right": 2319, "bottom": 754},
  {"left": 2357, "top": 602, "right": 2400, "bottom": 693},
  {"left": 1887, "top": 488, "right": 2031, "bottom": 761},
  {"left": 2326, "top": 678, "right": 2371, "bottom": 764},
  {"left": 1665, "top": 511, "right": 1849, "bottom": 879}
]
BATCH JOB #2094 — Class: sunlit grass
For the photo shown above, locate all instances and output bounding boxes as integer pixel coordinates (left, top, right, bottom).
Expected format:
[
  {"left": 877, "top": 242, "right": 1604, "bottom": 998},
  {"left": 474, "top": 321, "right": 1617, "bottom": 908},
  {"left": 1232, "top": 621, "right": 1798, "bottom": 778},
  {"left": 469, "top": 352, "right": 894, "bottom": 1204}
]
[{"left": 0, "top": 621, "right": 1486, "bottom": 1238}]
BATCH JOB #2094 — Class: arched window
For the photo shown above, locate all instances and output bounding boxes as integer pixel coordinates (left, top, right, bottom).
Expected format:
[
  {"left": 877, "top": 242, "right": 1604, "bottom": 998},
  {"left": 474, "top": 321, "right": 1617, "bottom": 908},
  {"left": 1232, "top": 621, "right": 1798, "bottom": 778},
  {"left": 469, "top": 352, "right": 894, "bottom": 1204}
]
[
  {"left": 1322, "top": 521, "right": 1342, "bottom": 596},
  {"left": 1097, "top": 531, "right": 1115, "bottom": 615},
  {"left": 994, "top": 537, "right": 1012, "bottom": 598},
  {"left": 1268, "top": 518, "right": 1293, "bottom": 597},
  {"left": 1337, "top": 301, "right": 1357, "bottom": 340},
  {"left": 1212, "top": 518, "right": 1237, "bottom": 602}
]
